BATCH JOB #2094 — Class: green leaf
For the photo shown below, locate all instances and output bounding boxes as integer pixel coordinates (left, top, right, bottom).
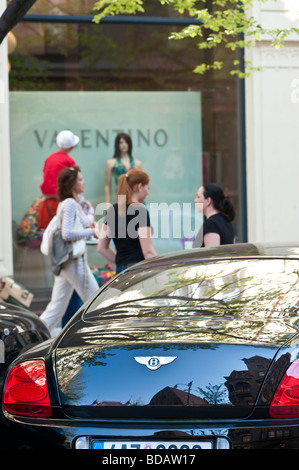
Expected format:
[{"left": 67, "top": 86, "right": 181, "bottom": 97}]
[{"left": 91, "top": 0, "right": 299, "bottom": 76}]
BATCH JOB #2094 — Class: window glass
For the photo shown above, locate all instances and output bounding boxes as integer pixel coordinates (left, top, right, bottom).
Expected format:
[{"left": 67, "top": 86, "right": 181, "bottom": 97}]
[
  {"left": 85, "top": 259, "right": 299, "bottom": 320},
  {"left": 9, "top": 0, "right": 244, "bottom": 292}
]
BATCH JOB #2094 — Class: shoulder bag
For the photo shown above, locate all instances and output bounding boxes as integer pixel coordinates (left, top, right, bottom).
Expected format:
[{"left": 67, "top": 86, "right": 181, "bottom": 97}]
[{"left": 40, "top": 214, "right": 58, "bottom": 256}]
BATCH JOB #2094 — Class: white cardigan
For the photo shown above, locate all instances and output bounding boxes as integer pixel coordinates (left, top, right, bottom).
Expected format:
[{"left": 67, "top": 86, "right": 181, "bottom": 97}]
[{"left": 59, "top": 198, "right": 93, "bottom": 242}]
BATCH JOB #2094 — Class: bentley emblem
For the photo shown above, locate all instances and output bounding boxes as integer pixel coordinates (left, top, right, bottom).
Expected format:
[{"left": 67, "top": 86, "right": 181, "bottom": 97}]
[{"left": 134, "top": 356, "right": 177, "bottom": 371}]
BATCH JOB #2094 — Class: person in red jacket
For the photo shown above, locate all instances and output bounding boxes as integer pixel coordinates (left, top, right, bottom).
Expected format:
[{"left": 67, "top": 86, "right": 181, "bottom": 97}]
[{"left": 37, "top": 130, "right": 79, "bottom": 229}]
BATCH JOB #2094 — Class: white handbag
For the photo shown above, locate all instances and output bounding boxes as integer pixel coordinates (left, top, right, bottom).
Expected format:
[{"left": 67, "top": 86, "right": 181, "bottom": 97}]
[
  {"left": 40, "top": 201, "right": 66, "bottom": 256},
  {"left": 40, "top": 215, "right": 58, "bottom": 256}
]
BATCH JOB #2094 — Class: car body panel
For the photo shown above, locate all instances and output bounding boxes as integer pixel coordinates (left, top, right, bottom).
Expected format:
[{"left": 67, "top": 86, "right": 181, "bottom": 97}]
[
  {"left": 56, "top": 340, "right": 279, "bottom": 419},
  {"left": 3, "top": 243, "right": 299, "bottom": 449},
  {"left": 0, "top": 300, "right": 50, "bottom": 384},
  {"left": 0, "top": 300, "right": 50, "bottom": 448},
  {"left": 4, "top": 411, "right": 299, "bottom": 449}
]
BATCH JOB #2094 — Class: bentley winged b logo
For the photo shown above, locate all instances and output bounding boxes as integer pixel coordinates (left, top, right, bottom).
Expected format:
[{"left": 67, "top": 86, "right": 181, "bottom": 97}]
[{"left": 134, "top": 356, "right": 177, "bottom": 371}]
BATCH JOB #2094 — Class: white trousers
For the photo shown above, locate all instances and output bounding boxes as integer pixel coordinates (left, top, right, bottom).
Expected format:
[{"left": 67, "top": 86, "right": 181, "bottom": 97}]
[{"left": 40, "top": 255, "right": 98, "bottom": 334}]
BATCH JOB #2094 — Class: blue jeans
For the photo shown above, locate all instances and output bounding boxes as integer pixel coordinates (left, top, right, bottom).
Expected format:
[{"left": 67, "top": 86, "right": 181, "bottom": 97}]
[
  {"left": 62, "top": 290, "right": 83, "bottom": 327},
  {"left": 116, "top": 264, "right": 128, "bottom": 274}
]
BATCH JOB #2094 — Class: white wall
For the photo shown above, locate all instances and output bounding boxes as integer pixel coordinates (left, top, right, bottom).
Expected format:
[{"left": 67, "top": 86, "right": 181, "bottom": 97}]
[
  {"left": 0, "top": 0, "right": 13, "bottom": 277},
  {"left": 246, "top": 0, "right": 299, "bottom": 243}
]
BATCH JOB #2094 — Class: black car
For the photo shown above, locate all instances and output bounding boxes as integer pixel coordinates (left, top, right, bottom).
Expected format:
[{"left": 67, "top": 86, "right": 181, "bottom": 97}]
[
  {"left": 0, "top": 300, "right": 50, "bottom": 384},
  {"left": 0, "top": 299, "right": 50, "bottom": 447},
  {"left": 3, "top": 243, "right": 299, "bottom": 449}
]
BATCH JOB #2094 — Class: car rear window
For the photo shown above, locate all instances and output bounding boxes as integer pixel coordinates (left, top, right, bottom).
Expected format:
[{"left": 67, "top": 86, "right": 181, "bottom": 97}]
[{"left": 84, "top": 258, "right": 299, "bottom": 320}]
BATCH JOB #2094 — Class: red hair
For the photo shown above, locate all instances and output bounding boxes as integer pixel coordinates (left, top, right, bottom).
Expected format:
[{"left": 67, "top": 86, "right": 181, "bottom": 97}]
[
  {"left": 117, "top": 168, "right": 150, "bottom": 205},
  {"left": 117, "top": 168, "right": 150, "bottom": 215}
]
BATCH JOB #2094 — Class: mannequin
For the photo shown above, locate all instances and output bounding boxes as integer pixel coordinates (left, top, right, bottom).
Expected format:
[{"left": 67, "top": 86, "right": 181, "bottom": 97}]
[{"left": 104, "top": 133, "right": 142, "bottom": 203}]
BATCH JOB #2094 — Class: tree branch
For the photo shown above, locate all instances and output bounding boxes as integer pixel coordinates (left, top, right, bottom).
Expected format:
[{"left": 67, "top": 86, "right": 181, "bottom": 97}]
[{"left": 0, "top": 0, "right": 38, "bottom": 44}]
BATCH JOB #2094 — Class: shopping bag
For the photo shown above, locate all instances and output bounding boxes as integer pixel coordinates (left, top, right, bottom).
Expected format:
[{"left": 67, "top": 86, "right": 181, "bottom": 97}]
[
  {"left": 0, "top": 277, "right": 34, "bottom": 309},
  {"left": 15, "top": 197, "right": 44, "bottom": 248},
  {"left": 40, "top": 215, "right": 58, "bottom": 256}
]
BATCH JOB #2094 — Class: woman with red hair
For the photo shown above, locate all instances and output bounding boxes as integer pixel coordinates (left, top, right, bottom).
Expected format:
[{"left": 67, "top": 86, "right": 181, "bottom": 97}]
[{"left": 98, "top": 168, "right": 157, "bottom": 274}]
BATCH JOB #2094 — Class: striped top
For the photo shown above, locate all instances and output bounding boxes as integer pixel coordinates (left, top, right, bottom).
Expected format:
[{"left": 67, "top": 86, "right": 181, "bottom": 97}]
[{"left": 58, "top": 198, "right": 93, "bottom": 241}]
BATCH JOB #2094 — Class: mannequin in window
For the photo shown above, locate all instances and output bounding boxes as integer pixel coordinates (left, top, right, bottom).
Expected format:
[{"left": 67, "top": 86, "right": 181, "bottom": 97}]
[{"left": 104, "top": 133, "right": 142, "bottom": 203}]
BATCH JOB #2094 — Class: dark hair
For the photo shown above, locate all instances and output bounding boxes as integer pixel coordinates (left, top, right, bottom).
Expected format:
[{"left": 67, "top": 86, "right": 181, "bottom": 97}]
[
  {"left": 203, "top": 183, "right": 235, "bottom": 222},
  {"left": 113, "top": 133, "right": 132, "bottom": 158},
  {"left": 57, "top": 165, "right": 81, "bottom": 201}
]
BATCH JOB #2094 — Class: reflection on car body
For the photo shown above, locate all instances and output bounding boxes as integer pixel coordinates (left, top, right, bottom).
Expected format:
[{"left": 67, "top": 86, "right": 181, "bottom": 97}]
[
  {"left": 0, "top": 300, "right": 50, "bottom": 448},
  {"left": 3, "top": 243, "right": 299, "bottom": 449}
]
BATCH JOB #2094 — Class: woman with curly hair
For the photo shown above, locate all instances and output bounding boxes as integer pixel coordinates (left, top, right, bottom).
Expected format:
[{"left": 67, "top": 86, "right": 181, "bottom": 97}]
[{"left": 40, "top": 166, "right": 100, "bottom": 334}]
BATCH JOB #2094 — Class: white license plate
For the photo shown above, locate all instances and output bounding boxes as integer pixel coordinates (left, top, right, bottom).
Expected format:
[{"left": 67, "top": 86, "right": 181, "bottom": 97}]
[{"left": 91, "top": 440, "right": 213, "bottom": 450}]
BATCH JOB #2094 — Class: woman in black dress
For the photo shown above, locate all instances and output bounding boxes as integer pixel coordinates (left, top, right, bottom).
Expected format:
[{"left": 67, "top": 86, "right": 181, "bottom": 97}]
[{"left": 98, "top": 168, "right": 157, "bottom": 273}]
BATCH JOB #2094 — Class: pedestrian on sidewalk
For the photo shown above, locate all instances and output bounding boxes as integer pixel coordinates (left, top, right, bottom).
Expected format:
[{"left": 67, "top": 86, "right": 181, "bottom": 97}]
[
  {"left": 38, "top": 130, "right": 83, "bottom": 320},
  {"left": 98, "top": 168, "right": 157, "bottom": 274},
  {"left": 37, "top": 129, "right": 79, "bottom": 229},
  {"left": 40, "top": 166, "right": 99, "bottom": 335},
  {"left": 61, "top": 190, "right": 96, "bottom": 328},
  {"left": 193, "top": 183, "right": 235, "bottom": 248}
]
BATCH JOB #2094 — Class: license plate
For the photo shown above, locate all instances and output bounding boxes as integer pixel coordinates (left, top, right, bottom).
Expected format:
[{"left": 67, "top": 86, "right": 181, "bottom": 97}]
[{"left": 91, "top": 440, "right": 213, "bottom": 450}]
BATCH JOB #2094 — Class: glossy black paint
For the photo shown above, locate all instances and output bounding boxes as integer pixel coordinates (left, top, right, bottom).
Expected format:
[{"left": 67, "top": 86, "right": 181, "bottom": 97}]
[
  {"left": 0, "top": 300, "right": 50, "bottom": 386},
  {"left": 4, "top": 243, "right": 299, "bottom": 449},
  {"left": 0, "top": 300, "right": 50, "bottom": 447}
]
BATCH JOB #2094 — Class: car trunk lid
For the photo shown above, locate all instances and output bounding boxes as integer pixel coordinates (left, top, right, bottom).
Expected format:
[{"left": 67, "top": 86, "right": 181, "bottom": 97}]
[{"left": 55, "top": 313, "right": 294, "bottom": 419}]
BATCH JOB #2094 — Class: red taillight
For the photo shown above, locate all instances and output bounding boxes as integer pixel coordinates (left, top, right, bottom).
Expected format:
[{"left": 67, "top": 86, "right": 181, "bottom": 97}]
[
  {"left": 3, "top": 360, "right": 52, "bottom": 417},
  {"left": 270, "top": 359, "right": 299, "bottom": 418}
]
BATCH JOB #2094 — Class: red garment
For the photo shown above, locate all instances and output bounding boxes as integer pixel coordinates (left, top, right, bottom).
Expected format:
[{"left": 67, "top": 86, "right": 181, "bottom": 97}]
[
  {"left": 40, "top": 151, "right": 76, "bottom": 197},
  {"left": 37, "top": 198, "right": 59, "bottom": 229}
]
